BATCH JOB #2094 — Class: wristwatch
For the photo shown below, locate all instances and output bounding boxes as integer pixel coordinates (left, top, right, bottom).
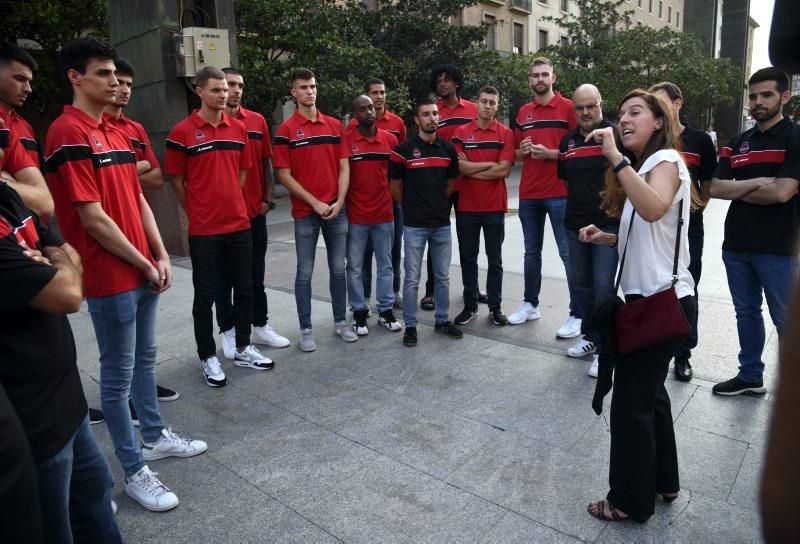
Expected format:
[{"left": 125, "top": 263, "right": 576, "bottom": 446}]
[{"left": 612, "top": 156, "right": 631, "bottom": 173}]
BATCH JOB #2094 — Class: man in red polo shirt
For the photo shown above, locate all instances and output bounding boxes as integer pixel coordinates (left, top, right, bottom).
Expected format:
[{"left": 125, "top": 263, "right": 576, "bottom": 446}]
[
  {"left": 274, "top": 67, "right": 356, "bottom": 351},
  {"left": 213, "top": 67, "right": 290, "bottom": 360},
  {"left": 347, "top": 78, "right": 406, "bottom": 310},
  {"left": 47, "top": 38, "right": 205, "bottom": 513},
  {"left": 509, "top": 57, "right": 580, "bottom": 339},
  {"left": 0, "top": 42, "right": 53, "bottom": 222},
  {"left": 451, "top": 86, "right": 514, "bottom": 327},
  {"left": 166, "top": 66, "right": 274, "bottom": 387},
  {"left": 342, "top": 94, "right": 402, "bottom": 336}
]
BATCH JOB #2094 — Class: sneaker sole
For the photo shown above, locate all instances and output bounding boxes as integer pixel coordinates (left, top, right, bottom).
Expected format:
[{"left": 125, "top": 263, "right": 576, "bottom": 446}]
[
  {"left": 354, "top": 328, "right": 370, "bottom": 336},
  {"left": 455, "top": 312, "right": 478, "bottom": 326},
  {"left": 434, "top": 329, "right": 463, "bottom": 339},
  {"left": 233, "top": 359, "right": 274, "bottom": 370},
  {"left": 403, "top": 339, "right": 417, "bottom": 347},
  {"left": 204, "top": 376, "right": 227, "bottom": 387},
  {"left": 379, "top": 320, "right": 402, "bottom": 331},
  {"left": 713, "top": 386, "right": 767, "bottom": 396},
  {"left": 508, "top": 314, "right": 540, "bottom": 325},
  {"left": 125, "top": 488, "right": 179, "bottom": 512},
  {"left": 157, "top": 393, "right": 180, "bottom": 402},
  {"left": 141, "top": 443, "right": 208, "bottom": 461},
  {"left": 567, "top": 348, "right": 596, "bottom": 358},
  {"left": 300, "top": 344, "right": 317, "bottom": 352},
  {"left": 89, "top": 419, "right": 105, "bottom": 425},
  {"left": 336, "top": 333, "right": 359, "bottom": 342},
  {"left": 251, "top": 337, "right": 291, "bottom": 348}
]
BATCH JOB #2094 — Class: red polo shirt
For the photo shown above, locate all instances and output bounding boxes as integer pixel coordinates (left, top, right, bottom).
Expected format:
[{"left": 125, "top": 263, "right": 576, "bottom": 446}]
[
  {"left": 340, "top": 127, "right": 397, "bottom": 224},
  {"left": 0, "top": 106, "right": 39, "bottom": 174},
  {"left": 515, "top": 93, "right": 577, "bottom": 200},
  {"left": 347, "top": 109, "right": 406, "bottom": 141},
  {"left": 273, "top": 110, "right": 343, "bottom": 219},
  {"left": 45, "top": 105, "right": 152, "bottom": 298},
  {"left": 164, "top": 111, "right": 251, "bottom": 235},
  {"left": 437, "top": 98, "right": 477, "bottom": 192},
  {"left": 230, "top": 106, "right": 273, "bottom": 219},
  {"left": 104, "top": 113, "right": 160, "bottom": 168},
  {"left": 452, "top": 119, "right": 515, "bottom": 213}
]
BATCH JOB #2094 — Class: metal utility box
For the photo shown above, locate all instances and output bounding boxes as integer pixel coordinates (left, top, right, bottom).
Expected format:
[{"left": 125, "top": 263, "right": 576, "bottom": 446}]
[{"left": 174, "top": 27, "right": 230, "bottom": 77}]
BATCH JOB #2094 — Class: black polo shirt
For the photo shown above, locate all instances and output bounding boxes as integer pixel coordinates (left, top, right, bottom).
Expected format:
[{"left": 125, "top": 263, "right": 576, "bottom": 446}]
[
  {"left": 681, "top": 126, "right": 718, "bottom": 237},
  {"left": 714, "top": 117, "right": 800, "bottom": 255},
  {"left": 389, "top": 134, "right": 459, "bottom": 228},
  {"left": 0, "top": 181, "right": 87, "bottom": 463},
  {"left": 557, "top": 120, "right": 619, "bottom": 230}
]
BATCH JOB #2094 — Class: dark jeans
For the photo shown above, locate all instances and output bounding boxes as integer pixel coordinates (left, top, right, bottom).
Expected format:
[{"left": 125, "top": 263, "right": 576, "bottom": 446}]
[
  {"left": 456, "top": 211, "right": 505, "bottom": 310},
  {"left": 675, "top": 235, "right": 703, "bottom": 360},
  {"left": 36, "top": 415, "right": 122, "bottom": 543},
  {"left": 0, "top": 384, "right": 42, "bottom": 543},
  {"left": 566, "top": 225, "right": 619, "bottom": 346},
  {"left": 215, "top": 215, "right": 269, "bottom": 332},
  {"left": 607, "top": 295, "right": 696, "bottom": 520},
  {"left": 362, "top": 202, "right": 403, "bottom": 298},
  {"left": 189, "top": 229, "right": 253, "bottom": 360}
]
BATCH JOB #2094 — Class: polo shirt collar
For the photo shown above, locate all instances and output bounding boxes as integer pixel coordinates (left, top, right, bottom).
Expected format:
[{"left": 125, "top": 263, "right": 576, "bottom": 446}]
[
  {"left": 532, "top": 92, "right": 563, "bottom": 109},
  {"left": 754, "top": 116, "right": 791, "bottom": 137},
  {"left": 190, "top": 109, "right": 230, "bottom": 128},
  {"left": 439, "top": 98, "right": 469, "bottom": 112},
  {"left": 2, "top": 105, "right": 21, "bottom": 121},
  {"left": 103, "top": 112, "right": 129, "bottom": 126},
  {"left": 469, "top": 119, "right": 498, "bottom": 132},
  {"left": 353, "top": 128, "right": 379, "bottom": 142},
  {"left": 413, "top": 133, "right": 442, "bottom": 147},
  {"left": 231, "top": 106, "right": 250, "bottom": 119},
  {"left": 63, "top": 104, "right": 102, "bottom": 129},
  {"left": 291, "top": 110, "right": 325, "bottom": 125},
  {"left": 574, "top": 118, "right": 611, "bottom": 142}
]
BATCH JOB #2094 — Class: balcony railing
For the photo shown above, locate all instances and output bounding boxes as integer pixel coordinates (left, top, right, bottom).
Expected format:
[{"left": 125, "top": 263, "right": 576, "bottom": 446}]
[{"left": 510, "top": 0, "right": 533, "bottom": 14}]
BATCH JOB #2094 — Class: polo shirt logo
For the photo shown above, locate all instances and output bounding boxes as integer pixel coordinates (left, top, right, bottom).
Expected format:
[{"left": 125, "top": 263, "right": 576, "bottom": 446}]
[
  {"left": 351, "top": 144, "right": 359, "bottom": 154},
  {"left": 296, "top": 129, "right": 304, "bottom": 138},
  {"left": 525, "top": 113, "right": 533, "bottom": 122},
  {"left": 568, "top": 139, "right": 575, "bottom": 150},
  {"left": 413, "top": 148, "right": 421, "bottom": 159},
  {"left": 467, "top": 133, "right": 475, "bottom": 142},
  {"left": 195, "top": 130, "right": 205, "bottom": 141},
  {"left": 740, "top": 141, "right": 749, "bottom": 154},
  {"left": 91, "top": 134, "right": 103, "bottom": 150}
]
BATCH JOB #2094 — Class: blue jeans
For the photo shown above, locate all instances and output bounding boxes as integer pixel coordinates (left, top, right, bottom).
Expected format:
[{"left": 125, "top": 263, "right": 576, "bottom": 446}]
[
  {"left": 722, "top": 250, "right": 798, "bottom": 383},
  {"left": 362, "top": 203, "right": 403, "bottom": 298},
  {"left": 456, "top": 211, "right": 505, "bottom": 309},
  {"left": 36, "top": 415, "right": 122, "bottom": 543},
  {"left": 403, "top": 225, "right": 451, "bottom": 326},
  {"left": 294, "top": 210, "right": 348, "bottom": 329},
  {"left": 348, "top": 221, "right": 395, "bottom": 312},
  {"left": 566, "top": 225, "right": 619, "bottom": 346},
  {"left": 87, "top": 285, "right": 164, "bottom": 477},
  {"left": 518, "top": 198, "right": 578, "bottom": 316},
  {"left": 675, "top": 234, "right": 704, "bottom": 360},
  {"left": 215, "top": 215, "right": 269, "bottom": 332}
]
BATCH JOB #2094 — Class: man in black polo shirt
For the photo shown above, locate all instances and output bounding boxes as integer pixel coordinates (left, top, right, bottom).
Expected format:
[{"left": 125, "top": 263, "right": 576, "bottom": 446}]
[
  {"left": 0, "top": 180, "right": 121, "bottom": 541},
  {"left": 710, "top": 67, "right": 800, "bottom": 396},
  {"left": 650, "top": 82, "right": 718, "bottom": 382},
  {"left": 558, "top": 84, "right": 619, "bottom": 378},
  {"left": 390, "top": 98, "right": 462, "bottom": 346}
]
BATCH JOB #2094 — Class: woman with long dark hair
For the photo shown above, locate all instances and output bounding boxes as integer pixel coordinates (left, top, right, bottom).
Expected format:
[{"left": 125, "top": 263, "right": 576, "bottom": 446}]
[{"left": 579, "top": 89, "right": 695, "bottom": 523}]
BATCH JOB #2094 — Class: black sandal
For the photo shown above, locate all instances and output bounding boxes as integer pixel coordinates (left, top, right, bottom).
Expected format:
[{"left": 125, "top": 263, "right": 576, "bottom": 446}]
[
  {"left": 658, "top": 491, "right": 679, "bottom": 503},
  {"left": 587, "top": 500, "right": 649, "bottom": 524}
]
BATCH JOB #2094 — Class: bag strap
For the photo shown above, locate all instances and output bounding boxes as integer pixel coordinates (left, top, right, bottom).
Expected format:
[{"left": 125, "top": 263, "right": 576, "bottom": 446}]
[{"left": 614, "top": 198, "right": 684, "bottom": 293}]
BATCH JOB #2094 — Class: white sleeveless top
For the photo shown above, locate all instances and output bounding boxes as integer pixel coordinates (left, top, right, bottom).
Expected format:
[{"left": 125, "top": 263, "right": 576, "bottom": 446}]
[{"left": 617, "top": 149, "right": 695, "bottom": 298}]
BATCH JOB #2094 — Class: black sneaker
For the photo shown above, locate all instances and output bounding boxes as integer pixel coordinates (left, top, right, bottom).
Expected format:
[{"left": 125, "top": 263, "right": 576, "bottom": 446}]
[
  {"left": 403, "top": 326, "right": 418, "bottom": 347},
  {"left": 89, "top": 408, "right": 105, "bottom": 425},
  {"left": 128, "top": 399, "right": 140, "bottom": 427},
  {"left": 674, "top": 357, "right": 693, "bottom": 382},
  {"left": 352, "top": 308, "right": 369, "bottom": 336},
  {"left": 478, "top": 290, "right": 489, "bottom": 304},
  {"left": 378, "top": 309, "right": 402, "bottom": 331},
  {"left": 712, "top": 376, "right": 766, "bottom": 396},
  {"left": 490, "top": 308, "right": 508, "bottom": 326},
  {"left": 454, "top": 306, "right": 478, "bottom": 325},
  {"left": 434, "top": 321, "right": 463, "bottom": 339},
  {"left": 156, "top": 385, "right": 179, "bottom": 402}
]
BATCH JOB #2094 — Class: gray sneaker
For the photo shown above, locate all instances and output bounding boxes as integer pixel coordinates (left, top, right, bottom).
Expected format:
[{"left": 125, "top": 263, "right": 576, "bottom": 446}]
[
  {"left": 334, "top": 321, "right": 358, "bottom": 342},
  {"left": 300, "top": 328, "right": 316, "bottom": 352}
]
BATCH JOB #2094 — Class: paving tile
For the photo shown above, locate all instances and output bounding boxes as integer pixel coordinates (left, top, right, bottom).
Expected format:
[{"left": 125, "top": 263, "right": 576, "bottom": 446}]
[
  {"left": 479, "top": 511, "right": 581, "bottom": 543},
  {"left": 674, "top": 425, "right": 749, "bottom": 501},
  {"left": 675, "top": 390, "right": 772, "bottom": 447},
  {"left": 657, "top": 491, "right": 764, "bottom": 543},
  {"left": 728, "top": 444, "right": 765, "bottom": 511}
]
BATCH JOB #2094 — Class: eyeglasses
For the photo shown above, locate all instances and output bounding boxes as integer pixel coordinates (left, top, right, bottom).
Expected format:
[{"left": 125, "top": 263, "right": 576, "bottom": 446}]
[{"left": 573, "top": 103, "right": 600, "bottom": 112}]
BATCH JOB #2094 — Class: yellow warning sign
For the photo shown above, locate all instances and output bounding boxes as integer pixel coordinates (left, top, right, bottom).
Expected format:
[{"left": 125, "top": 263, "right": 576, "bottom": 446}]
[{"left": 209, "top": 43, "right": 216, "bottom": 51}]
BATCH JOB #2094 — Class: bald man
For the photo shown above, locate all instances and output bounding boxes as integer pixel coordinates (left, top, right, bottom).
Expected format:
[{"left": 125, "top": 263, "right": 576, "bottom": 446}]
[
  {"left": 341, "top": 96, "right": 402, "bottom": 335},
  {"left": 557, "top": 84, "right": 620, "bottom": 377}
]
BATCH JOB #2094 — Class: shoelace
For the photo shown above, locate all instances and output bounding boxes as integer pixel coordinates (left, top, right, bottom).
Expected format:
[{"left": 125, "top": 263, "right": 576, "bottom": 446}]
[
  {"left": 138, "top": 470, "right": 170, "bottom": 497},
  {"left": 206, "top": 358, "right": 223, "bottom": 374},
  {"left": 163, "top": 427, "right": 193, "bottom": 447},
  {"left": 246, "top": 345, "right": 264, "bottom": 357}
]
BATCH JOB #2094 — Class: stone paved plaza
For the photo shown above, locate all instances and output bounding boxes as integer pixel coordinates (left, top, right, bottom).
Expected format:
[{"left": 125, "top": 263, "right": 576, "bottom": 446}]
[{"left": 72, "top": 170, "right": 775, "bottom": 542}]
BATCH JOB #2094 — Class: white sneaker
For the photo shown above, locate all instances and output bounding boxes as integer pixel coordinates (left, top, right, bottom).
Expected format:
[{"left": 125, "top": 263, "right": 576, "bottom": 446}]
[
  {"left": 142, "top": 428, "right": 208, "bottom": 461},
  {"left": 588, "top": 355, "right": 599, "bottom": 378},
  {"left": 202, "top": 356, "right": 227, "bottom": 387},
  {"left": 567, "top": 339, "right": 596, "bottom": 358},
  {"left": 111, "top": 500, "right": 118, "bottom": 515},
  {"left": 125, "top": 465, "right": 179, "bottom": 512},
  {"left": 252, "top": 323, "right": 290, "bottom": 348},
  {"left": 507, "top": 302, "right": 540, "bottom": 325},
  {"left": 221, "top": 328, "right": 235, "bottom": 360},
  {"left": 334, "top": 321, "right": 359, "bottom": 342},
  {"left": 557, "top": 316, "right": 582, "bottom": 339},
  {"left": 234, "top": 344, "right": 274, "bottom": 370}
]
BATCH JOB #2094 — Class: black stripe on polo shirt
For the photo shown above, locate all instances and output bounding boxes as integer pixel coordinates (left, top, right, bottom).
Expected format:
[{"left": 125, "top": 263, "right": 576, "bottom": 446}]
[
  {"left": 517, "top": 120, "right": 570, "bottom": 131},
  {"left": 247, "top": 131, "right": 264, "bottom": 141},
  {"left": 0, "top": 128, "right": 8, "bottom": 148},
  {"left": 165, "top": 139, "right": 186, "bottom": 152},
  {"left": 349, "top": 152, "right": 390, "bottom": 162},
  {"left": 387, "top": 130, "right": 401, "bottom": 138},
  {"left": 19, "top": 137, "right": 39, "bottom": 152},
  {"left": 438, "top": 117, "right": 472, "bottom": 128},
  {"left": 184, "top": 140, "right": 245, "bottom": 157},
  {"left": 462, "top": 141, "right": 503, "bottom": 151},
  {"left": 286, "top": 135, "right": 340, "bottom": 150},
  {"left": 129, "top": 138, "right": 146, "bottom": 153},
  {"left": 46, "top": 145, "right": 135, "bottom": 172}
]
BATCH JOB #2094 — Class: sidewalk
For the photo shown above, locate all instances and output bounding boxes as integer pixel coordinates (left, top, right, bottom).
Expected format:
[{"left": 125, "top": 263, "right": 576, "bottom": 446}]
[{"left": 72, "top": 169, "right": 772, "bottom": 542}]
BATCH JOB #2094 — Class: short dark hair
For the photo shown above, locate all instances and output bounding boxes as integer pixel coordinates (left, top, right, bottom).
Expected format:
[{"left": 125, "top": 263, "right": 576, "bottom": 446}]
[
  {"left": 748, "top": 67, "right": 790, "bottom": 94},
  {"left": 222, "top": 67, "right": 242, "bottom": 77},
  {"left": 114, "top": 57, "right": 135, "bottom": 78},
  {"left": 0, "top": 42, "right": 38, "bottom": 71},
  {"left": 430, "top": 64, "right": 463, "bottom": 96},
  {"left": 530, "top": 56, "right": 553, "bottom": 70},
  {"left": 648, "top": 81, "right": 683, "bottom": 101},
  {"left": 195, "top": 66, "right": 226, "bottom": 88},
  {"left": 478, "top": 86, "right": 500, "bottom": 99},
  {"left": 291, "top": 67, "right": 315, "bottom": 86},
  {"left": 413, "top": 97, "right": 436, "bottom": 118},
  {"left": 363, "top": 78, "right": 385, "bottom": 93},
  {"left": 57, "top": 38, "right": 117, "bottom": 81}
]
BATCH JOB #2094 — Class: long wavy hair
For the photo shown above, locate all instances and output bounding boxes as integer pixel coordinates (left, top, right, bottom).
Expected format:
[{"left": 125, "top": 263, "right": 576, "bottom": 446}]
[{"left": 601, "top": 89, "right": 683, "bottom": 218}]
